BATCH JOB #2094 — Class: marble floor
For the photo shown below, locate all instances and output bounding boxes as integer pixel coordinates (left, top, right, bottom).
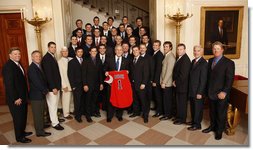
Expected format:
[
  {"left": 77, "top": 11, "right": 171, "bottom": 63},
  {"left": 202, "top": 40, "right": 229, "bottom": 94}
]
[{"left": 0, "top": 104, "right": 248, "bottom": 146}]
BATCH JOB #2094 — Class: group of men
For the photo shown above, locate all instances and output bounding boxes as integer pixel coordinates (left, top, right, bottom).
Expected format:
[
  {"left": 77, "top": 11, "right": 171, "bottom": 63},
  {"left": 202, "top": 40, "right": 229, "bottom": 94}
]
[{"left": 2, "top": 15, "right": 235, "bottom": 144}]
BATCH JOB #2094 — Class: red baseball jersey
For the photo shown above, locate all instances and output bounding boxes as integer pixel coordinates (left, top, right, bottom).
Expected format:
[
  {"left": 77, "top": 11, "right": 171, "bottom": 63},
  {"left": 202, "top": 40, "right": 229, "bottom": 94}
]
[{"left": 108, "top": 70, "right": 133, "bottom": 108}]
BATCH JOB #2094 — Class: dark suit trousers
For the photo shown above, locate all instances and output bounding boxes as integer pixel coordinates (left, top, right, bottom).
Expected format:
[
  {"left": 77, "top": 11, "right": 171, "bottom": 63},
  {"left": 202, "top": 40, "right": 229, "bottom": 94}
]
[
  {"left": 145, "top": 82, "right": 152, "bottom": 115},
  {"left": 106, "top": 86, "right": 123, "bottom": 119},
  {"left": 132, "top": 84, "right": 149, "bottom": 118},
  {"left": 176, "top": 92, "right": 188, "bottom": 122},
  {"left": 73, "top": 87, "right": 84, "bottom": 119},
  {"left": 7, "top": 101, "right": 28, "bottom": 141},
  {"left": 189, "top": 97, "right": 204, "bottom": 128},
  {"left": 99, "top": 83, "right": 108, "bottom": 111},
  {"left": 31, "top": 100, "right": 45, "bottom": 135},
  {"left": 171, "top": 88, "right": 177, "bottom": 117},
  {"left": 209, "top": 98, "right": 228, "bottom": 133},
  {"left": 85, "top": 87, "right": 99, "bottom": 116},
  {"left": 153, "top": 84, "right": 163, "bottom": 114},
  {"left": 162, "top": 87, "right": 173, "bottom": 117}
]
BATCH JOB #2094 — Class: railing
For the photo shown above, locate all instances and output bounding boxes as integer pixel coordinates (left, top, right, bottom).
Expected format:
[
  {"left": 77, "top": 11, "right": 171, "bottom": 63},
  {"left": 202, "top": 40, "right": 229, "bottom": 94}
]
[{"left": 76, "top": 0, "right": 149, "bottom": 27}]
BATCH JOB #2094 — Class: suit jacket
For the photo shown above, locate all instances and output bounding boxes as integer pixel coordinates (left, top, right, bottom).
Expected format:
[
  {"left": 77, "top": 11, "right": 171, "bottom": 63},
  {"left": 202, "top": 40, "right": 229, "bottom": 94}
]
[
  {"left": 105, "top": 56, "right": 129, "bottom": 71},
  {"left": 82, "top": 44, "right": 92, "bottom": 59},
  {"left": 58, "top": 57, "right": 73, "bottom": 91},
  {"left": 207, "top": 56, "right": 235, "bottom": 100},
  {"left": 82, "top": 57, "right": 103, "bottom": 89},
  {"left": 143, "top": 53, "right": 154, "bottom": 82},
  {"left": 72, "top": 28, "right": 86, "bottom": 36},
  {"left": 160, "top": 51, "right": 176, "bottom": 87},
  {"left": 123, "top": 53, "right": 133, "bottom": 62},
  {"left": 102, "top": 30, "right": 112, "bottom": 38},
  {"left": 77, "top": 36, "right": 86, "bottom": 47},
  {"left": 146, "top": 43, "right": 154, "bottom": 56},
  {"left": 28, "top": 62, "right": 48, "bottom": 100},
  {"left": 188, "top": 57, "right": 208, "bottom": 97},
  {"left": 107, "top": 36, "right": 116, "bottom": 48},
  {"left": 211, "top": 27, "right": 228, "bottom": 45},
  {"left": 152, "top": 50, "right": 164, "bottom": 84},
  {"left": 68, "top": 45, "right": 77, "bottom": 58},
  {"left": 92, "top": 25, "right": 103, "bottom": 33},
  {"left": 173, "top": 53, "right": 191, "bottom": 93},
  {"left": 130, "top": 56, "right": 149, "bottom": 90},
  {"left": 68, "top": 57, "right": 83, "bottom": 89},
  {"left": 41, "top": 52, "right": 61, "bottom": 91}
]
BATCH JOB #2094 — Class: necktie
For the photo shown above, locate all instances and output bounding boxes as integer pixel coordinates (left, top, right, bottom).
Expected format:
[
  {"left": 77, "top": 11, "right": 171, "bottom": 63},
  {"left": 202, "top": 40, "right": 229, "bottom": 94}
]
[
  {"left": 96, "top": 38, "right": 99, "bottom": 46},
  {"left": 101, "top": 56, "right": 105, "bottom": 64},
  {"left": 194, "top": 59, "right": 197, "bottom": 66},
  {"left": 116, "top": 57, "right": 120, "bottom": 71},
  {"left": 105, "top": 32, "right": 107, "bottom": 36},
  {"left": 133, "top": 58, "right": 137, "bottom": 64},
  {"left": 17, "top": 63, "right": 24, "bottom": 75},
  {"left": 79, "top": 58, "right": 83, "bottom": 64},
  {"left": 92, "top": 57, "right": 96, "bottom": 65},
  {"left": 212, "top": 60, "right": 217, "bottom": 69}
]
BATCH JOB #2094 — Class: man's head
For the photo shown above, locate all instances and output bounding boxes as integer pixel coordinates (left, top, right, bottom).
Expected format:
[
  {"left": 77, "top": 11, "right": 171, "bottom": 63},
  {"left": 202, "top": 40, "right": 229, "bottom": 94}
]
[
  {"left": 98, "top": 44, "right": 106, "bottom": 55},
  {"left": 102, "top": 21, "right": 109, "bottom": 31},
  {"left": 93, "top": 28, "right": 101, "bottom": 37},
  {"left": 61, "top": 46, "right": 69, "bottom": 58},
  {"left": 139, "top": 27, "right": 147, "bottom": 36},
  {"left": 136, "top": 17, "right": 143, "bottom": 27},
  {"left": 122, "top": 16, "right": 128, "bottom": 25},
  {"left": 193, "top": 45, "right": 204, "bottom": 59},
  {"left": 89, "top": 46, "right": 97, "bottom": 58},
  {"left": 129, "top": 36, "right": 136, "bottom": 46},
  {"left": 75, "top": 47, "right": 83, "bottom": 58},
  {"left": 76, "top": 19, "right": 83, "bottom": 28},
  {"left": 218, "top": 19, "right": 224, "bottom": 28},
  {"left": 153, "top": 40, "right": 161, "bottom": 51},
  {"left": 85, "top": 35, "right": 93, "bottom": 45},
  {"left": 139, "top": 44, "right": 147, "bottom": 55},
  {"left": 142, "top": 34, "right": 149, "bottom": 44},
  {"left": 85, "top": 23, "right": 92, "bottom": 32},
  {"left": 177, "top": 43, "right": 186, "bottom": 57},
  {"left": 93, "top": 16, "right": 100, "bottom": 26},
  {"left": 31, "top": 50, "right": 42, "bottom": 64},
  {"left": 107, "top": 17, "right": 114, "bottom": 26},
  {"left": 115, "top": 45, "right": 123, "bottom": 57},
  {"left": 122, "top": 42, "right": 130, "bottom": 53},
  {"left": 132, "top": 45, "right": 140, "bottom": 57},
  {"left": 71, "top": 35, "right": 78, "bottom": 45},
  {"left": 9, "top": 47, "right": 21, "bottom": 62},
  {"left": 126, "top": 25, "right": 133, "bottom": 36},
  {"left": 212, "top": 41, "right": 224, "bottom": 58},
  {"left": 111, "top": 27, "right": 118, "bottom": 36},
  {"left": 119, "top": 24, "right": 125, "bottom": 32},
  {"left": 76, "top": 28, "right": 83, "bottom": 38},
  {"left": 48, "top": 41, "right": 56, "bottom": 54},
  {"left": 163, "top": 41, "right": 173, "bottom": 54},
  {"left": 100, "top": 36, "right": 107, "bottom": 45},
  {"left": 115, "top": 35, "right": 122, "bottom": 45}
]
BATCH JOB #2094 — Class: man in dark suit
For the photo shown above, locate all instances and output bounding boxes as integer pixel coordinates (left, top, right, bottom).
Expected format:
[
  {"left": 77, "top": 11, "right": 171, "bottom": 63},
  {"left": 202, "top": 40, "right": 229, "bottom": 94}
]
[
  {"left": 152, "top": 40, "right": 164, "bottom": 117},
  {"left": 2, "top": 47, "right": 32, "bottom": 143},
  {"left": 84, "top": 23, "right": 93, "bottom": 36},
  {"left": 129, "top": 46, "right": 149, "bottom": 123},
  {"left": 187, "top": 45, "right": 208, "bottom": 131},
  {"left": 202, "top": 41, "right": 235, "bottom": 140},
  {"left": 68, "top": 35, "right": 78, "bottom": 58},
  {"left": 41, "top": 41, "right": 64, "bottom": 130},
  {"left": 102, "top": 21, "right": 112, "bottom": 38},
  {"left": 28, "top": 50, "right": 51, "bottom": 137},
  {"left": 72, "top": 19, "right": 86, "bottom": 36},
  {"left": 118, "top": 23, "right": 127, "bottom": 41},
  {"left": 107, "top": 27, "right": 118, "bottom": 48},
  {"left": 93, "top": 28, "right": 101, "bottom": 47},
  {"left": 122, "top": 42, "right": 133, "bottom": 61},
  {"left": 211, "top": 19, "right": 228, "bottom": 45},
  {"left": 83, "top": 47, "right": 104, "bottom": 122},
  {"left": 141, "top": 34, "right": 153, "bottom": 56},
  {"left": 68, "top": 47, "right": 84, "bottom": 123},
  {"left": 76, "top": 28, "right": 85, "bottom": 47},
  {"left": 133, "top": 17, "right": 143, "bottom": 38},
  {"left": 82, "top": 35, "right": 93, "bottom": 59},
  {"left": 172, "top": 43, "right": 191, "bottom": 125},
  {"left": 105, "top": 45, "right": 130, "bottom": 122},
  {"left": 92, "top": 16, "right": 103, "bottom": 33},
  {"left": 100, "top": 35, "right": 114, "bottom": 57}
]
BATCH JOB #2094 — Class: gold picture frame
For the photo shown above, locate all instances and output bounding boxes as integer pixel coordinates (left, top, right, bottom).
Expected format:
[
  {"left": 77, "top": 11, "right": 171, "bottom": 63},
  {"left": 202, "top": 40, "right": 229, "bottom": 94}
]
[{"left": 200, "top": 6, "right": 244, "bottom": 59}]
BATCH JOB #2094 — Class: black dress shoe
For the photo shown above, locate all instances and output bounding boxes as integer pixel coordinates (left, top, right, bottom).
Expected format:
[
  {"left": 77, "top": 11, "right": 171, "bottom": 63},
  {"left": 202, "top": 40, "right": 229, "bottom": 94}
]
[
  {"left": 187, "top": 126, "right": 201, "bottom": 131},
  {"left": 173, "top": 120, "right": 183, "bottom": 125},
  {"left": 86, "top": 117, "right": 93, "bottom": 123},
  {"left": 107, "top": 118, "right": 112, "bottom": 122},
  {"left": 172, "top": 117, "right": 177, "bottom": 121},
  {"left": 17, "top": 137, "right": 32, "bottom": 143},
  {"left": 64, "top": 115, "right": 73, "bottom": 120},
  {"left": 24, "top": 131, "right": 33, "bottom": 137},
  {"left": 144, "top": 118, "right": 148, "bottom": 123},
  {"left": 36, "top": 132, "right": 51, "bottom": 137},
  {"left": 75, "top": 117, "right": 82, "bottom": 123},
  {"left": 93, "top": 113, "right": 101, "bottom": 118},
  {"left": 58, "top": 118, "right": 65, "bottom": 122},
  {"left": 152, "top": 113, "right": 162, "bottom": 117},
  {"left": 159, "top": 116, "right": 171, "bottom": 121},
  {"left": 129, "top": 113, "right": 140, "bottom": 118},
  {"left": 44, "top": 124, "right": 51, "bottom": 129},
  {"left": 117, "top": 117, "right": 123, "bottom": 121},
  {"left": 185, "top": 121, "right": 193, "bottom": 126},
  {"left": 215, "top": 132, "right": 222, "bottom": 140},
  {"left": 202, "top": 126, "right": 214, "bottom": 133},
  {"left": 53, "top": 124, "right": 64, "bottom": 130}
]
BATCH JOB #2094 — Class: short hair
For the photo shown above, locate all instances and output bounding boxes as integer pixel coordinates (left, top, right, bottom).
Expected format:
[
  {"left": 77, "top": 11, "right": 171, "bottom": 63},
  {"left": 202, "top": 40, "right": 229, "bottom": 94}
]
[
  {"left": 136, "top": 17, "right": 143, "bottom": 22},
  {"left": 193, "top": 45, "right": 203, "bottom": 51},
  {"left": 75, "top": 46, "right": 83, "bottom": 52},
  {"left": 129, "top": 35, "right": 136, "bottom": 40},
  {"left": 114, "top": 45, "right": 123, "bottom": 50},
  {"left": 9, "top": 47, "right": 20, "bottom": 54},
  {"left": 142, "top": 34, "right": 149, "bottom": 38},
  {"left": 153, "top": 40, "right": 161, "bottom": 46},
  {"left": 76, "top": 28, "right": 83, "bottom": 33},
  {"left": 101, "top": 35, "right": 107, "bottom": 39},
  {"left": 107, "top": 17, "right": 114, "bottom": 22},
  {"left": 93, "top": 28, "right": 100, "bottom": 32},
  {"left": 122, "top": 42, "right": 130, "bottom": 46},
  {"left": 122, "top": 16, "right": 128, "bottom": 19},
  {"left": 132, "top": 45, "right": 139, "bottom": 50},
  {"left": 102, "top": 21, "right": 108, "bottom": 25},
  {"left": 111, "top": 27, "right": 117, "bottom": 30},
  {"left": 139, "top": 43, "right": 146, "bottom": 47},
  {"left": 75, "top": 19, "right": 82, "bottom": 25},
  {"left": 93, "top": 16, "right": 99, "bottom": 21},
  {"left": 85, "top": 23, "right": 92, "bottom": 27},
  {"left": 71, "top": 35, "right": 77, "bottom": 39},
  {"left": 85, "top": 35, "right": 93, "bottom": 40},
  {"left": 126, "top": 25, "right": 133, "bottom": 30},
  {"left": 98, "top": 44, "right": 106, "bottom": 48},
  {"left": 177, "top": 43, "right": 186, "bottom": 49},
  {"left": 163, "top": 41, "right": 173, "bottom": 50},
  {"left": 89, "top": 46, "right": 97, "bottom": 52},
  {"left": 212, "top": 41, "right": 224, "bottom": 49},
  {"left": 31, "top": 50, "right": 41, "bottom": 55},
  {"left": 119, "top": 23, "right": 125, "bottom": 27},
  {"left": 61, "top": 46, "right": 68, "bottom": 51},
  {"left": 48, "top": 41, "right": 56, "bottom": 48}
]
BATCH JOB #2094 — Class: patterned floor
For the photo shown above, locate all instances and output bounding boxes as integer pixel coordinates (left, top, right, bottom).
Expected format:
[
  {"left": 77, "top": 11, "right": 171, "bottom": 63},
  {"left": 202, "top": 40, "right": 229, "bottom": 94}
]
[{"left": 0, "top": 104, "right": 248, "bottom": 145}]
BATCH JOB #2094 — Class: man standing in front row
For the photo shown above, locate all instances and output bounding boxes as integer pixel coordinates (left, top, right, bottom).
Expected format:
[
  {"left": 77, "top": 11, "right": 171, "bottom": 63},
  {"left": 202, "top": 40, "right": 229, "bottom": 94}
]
[
  {"left": 202, "top": 41, "right": 235, "bottom": 140},
  {"left": 41, "top": 42, "right": 64, "bottom": 130},
  {"left": 172, "top": 43, "right": 191, "bottom": 125},
  {"left": 2, "top": 47, "right": 32, "bottom": 143}
]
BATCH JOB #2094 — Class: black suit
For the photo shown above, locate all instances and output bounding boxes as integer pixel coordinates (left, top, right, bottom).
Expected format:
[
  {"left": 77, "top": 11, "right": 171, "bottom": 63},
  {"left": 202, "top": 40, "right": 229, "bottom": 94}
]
[
  {"left": 82, "top": 57, "right": 103, "bottom": 116},
  {"left": 77, "top": 36, "right": 86, "bottom": 47},
  {"left": 41, "top": 52, "right": 61, "bottom": 91},
  {"left": 130, "top": 56, "right": 149, "bottom": 118},
  {"left": 92, "top": 25, "right": 103, "bottom": 33},
  {"left": 82, "top": 44, "right": 92, "bottom": 59},
  {"left": 173, "top": 54, "right": 191, "bottom": 122},
  {"left": 152, "top": 50, "right": 164, "bottom": 114},
  {"left": 211, "top": 27, "right": 228, "bottom": 45},
  {"left": 105, "top": 56, "right": 130, "bottom": 119},
  {"left": 68, "top": 45, "right": 77, "bottom": 58},
  {"left": 102, "top": 30, "right": 112, "bottom": 38},
  {"left": 2, "top": 60, "right": 28, "bottom": 141},
  {"left": 146, "top": 43, "right": 154, "bottom": 56},
  {"left": 68, "top": 57, "right": 84, "bottom": 119},
  {"left": 207, "top": 56, "right": 235, "bottom": 133},
  {"left": 107, "top": 36, "right": 116, "bottom": 48},
  {"left": 188, "top": 57, "right": 208, "bottom": 128}
]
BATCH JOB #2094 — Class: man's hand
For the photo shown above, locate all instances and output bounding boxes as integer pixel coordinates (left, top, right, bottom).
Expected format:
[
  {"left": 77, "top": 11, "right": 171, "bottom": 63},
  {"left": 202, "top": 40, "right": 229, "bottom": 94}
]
[
  {"left": 52, "top": 88, "right": 58, "bottom": 95},
  {"left": 172, "top": 81, "right": 176, "bottom": 87},
  {"left": 105, "top": 72, "right": 109, "bottom": 76},
  {"left": 126, "top": 71, "right": 129, "bottom": 74},
  {"left": 63, "top": 87, "right": 68, "bottom": 92},
  {"left": 100, "top": 84, "right": 104, "bottom": 91},
  {"left": 161, "top": 83, "right": 166, "bottom": 89},
  {"left": 152, "top": 82, "right": 157, "bottom": 87},
  {"left": 14, "top": 98, "right": 22, "bottom": 106},
  {"left": 218, "top": 92, "right": 227, "bottom": 100},
  {"left": 196, "top": 94, "right": 202, "bottom": 99},
  {"left": 83, "top": 85, "right": 89, "bottom": 92},
  {"left": 140, "top": 84, "right": 145, "bottom": 90}
]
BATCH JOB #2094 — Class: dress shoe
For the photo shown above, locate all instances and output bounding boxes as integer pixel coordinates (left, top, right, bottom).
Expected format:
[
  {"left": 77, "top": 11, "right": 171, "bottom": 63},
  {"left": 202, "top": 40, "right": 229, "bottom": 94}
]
[
  {"left": 70, "top": 112, "right": 74, "bottom": 115},
  {"left": 53, "top": 124, "right": 64, "bottom": 130},
  {"left": 86, "top": 117, "right": 93, "bottom": 123},
  {"left": 187, "top": 126, "right": 201, "bottom": 131},
  {"left": 17, "top": 137, "right": 32, "bottom": 143},
  {"left": 172, "top": 117, "right": 177, "bottom": 121},
  {"left": 185, "top": 121, "right": 193, "bottom": 126},
  {"left": 58, "top": 118, "right": 65, "bottom": 122},
  {"left": 173, "top": 120, "right": 183, "bottom": 125},
  {"left": 107, "top": 118, "right": 112, "bottom": 122},
  {"left": 75, "top": 117, "right": 82, "bottom": 123},
  {"left": 202, "top": 126, "right": 214, "bottom": 133},
  {"left": 64, "top": 115, "right": 73, "bottom": 120},
  {"left": 36, "top": 132, "right": 51, "bottom": 137},
  {"left": 93, "top": 113, "right": 101, "bottom": 118},
  {"left": 144, "top": 118, "right": 148, "bottom": 123},
  {"left": 44, "top": 124, "right": 51, "bottom": 129},
  {"left": 129, "top": 113, "right": 140, "bottom": 118},
  {"left": 159, "top": 116, "right": 172, "bottom": 121},
  {"left": 215, "top": 132, "right": 222, "bottom": 140},
  {"left": 152, "top": 113, "right": 162, "bottom": 117},
  {"left": 117, "top": 117, "right": 123, "bottom": 121},
  {"left": 24, "top": 131, "right": 33, "bottom": 136}
]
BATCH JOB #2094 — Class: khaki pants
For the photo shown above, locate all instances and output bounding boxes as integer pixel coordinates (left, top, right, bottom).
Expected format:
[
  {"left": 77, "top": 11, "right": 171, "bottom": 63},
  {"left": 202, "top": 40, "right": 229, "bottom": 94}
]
[{"left": 46, "top": 91, "right": 60, "bottom": 127}]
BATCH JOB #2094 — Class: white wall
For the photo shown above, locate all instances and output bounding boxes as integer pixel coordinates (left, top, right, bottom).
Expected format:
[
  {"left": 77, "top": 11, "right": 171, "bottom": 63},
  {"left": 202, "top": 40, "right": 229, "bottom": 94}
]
[{"left": 156, "top": 0, "right": 248, "bottom": 77}]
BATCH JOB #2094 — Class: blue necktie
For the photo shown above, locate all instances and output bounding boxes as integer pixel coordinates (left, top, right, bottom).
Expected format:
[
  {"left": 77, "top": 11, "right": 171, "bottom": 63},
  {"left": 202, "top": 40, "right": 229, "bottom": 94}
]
[{"left": 116, "top": 57, "right": 120, "bottom": 71}]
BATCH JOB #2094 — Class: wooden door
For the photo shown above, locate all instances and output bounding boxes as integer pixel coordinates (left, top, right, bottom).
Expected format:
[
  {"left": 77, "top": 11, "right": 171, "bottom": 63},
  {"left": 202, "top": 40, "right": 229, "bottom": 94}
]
[{"left": 0, "top": 13, "right": 29, "bottom": 105}]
